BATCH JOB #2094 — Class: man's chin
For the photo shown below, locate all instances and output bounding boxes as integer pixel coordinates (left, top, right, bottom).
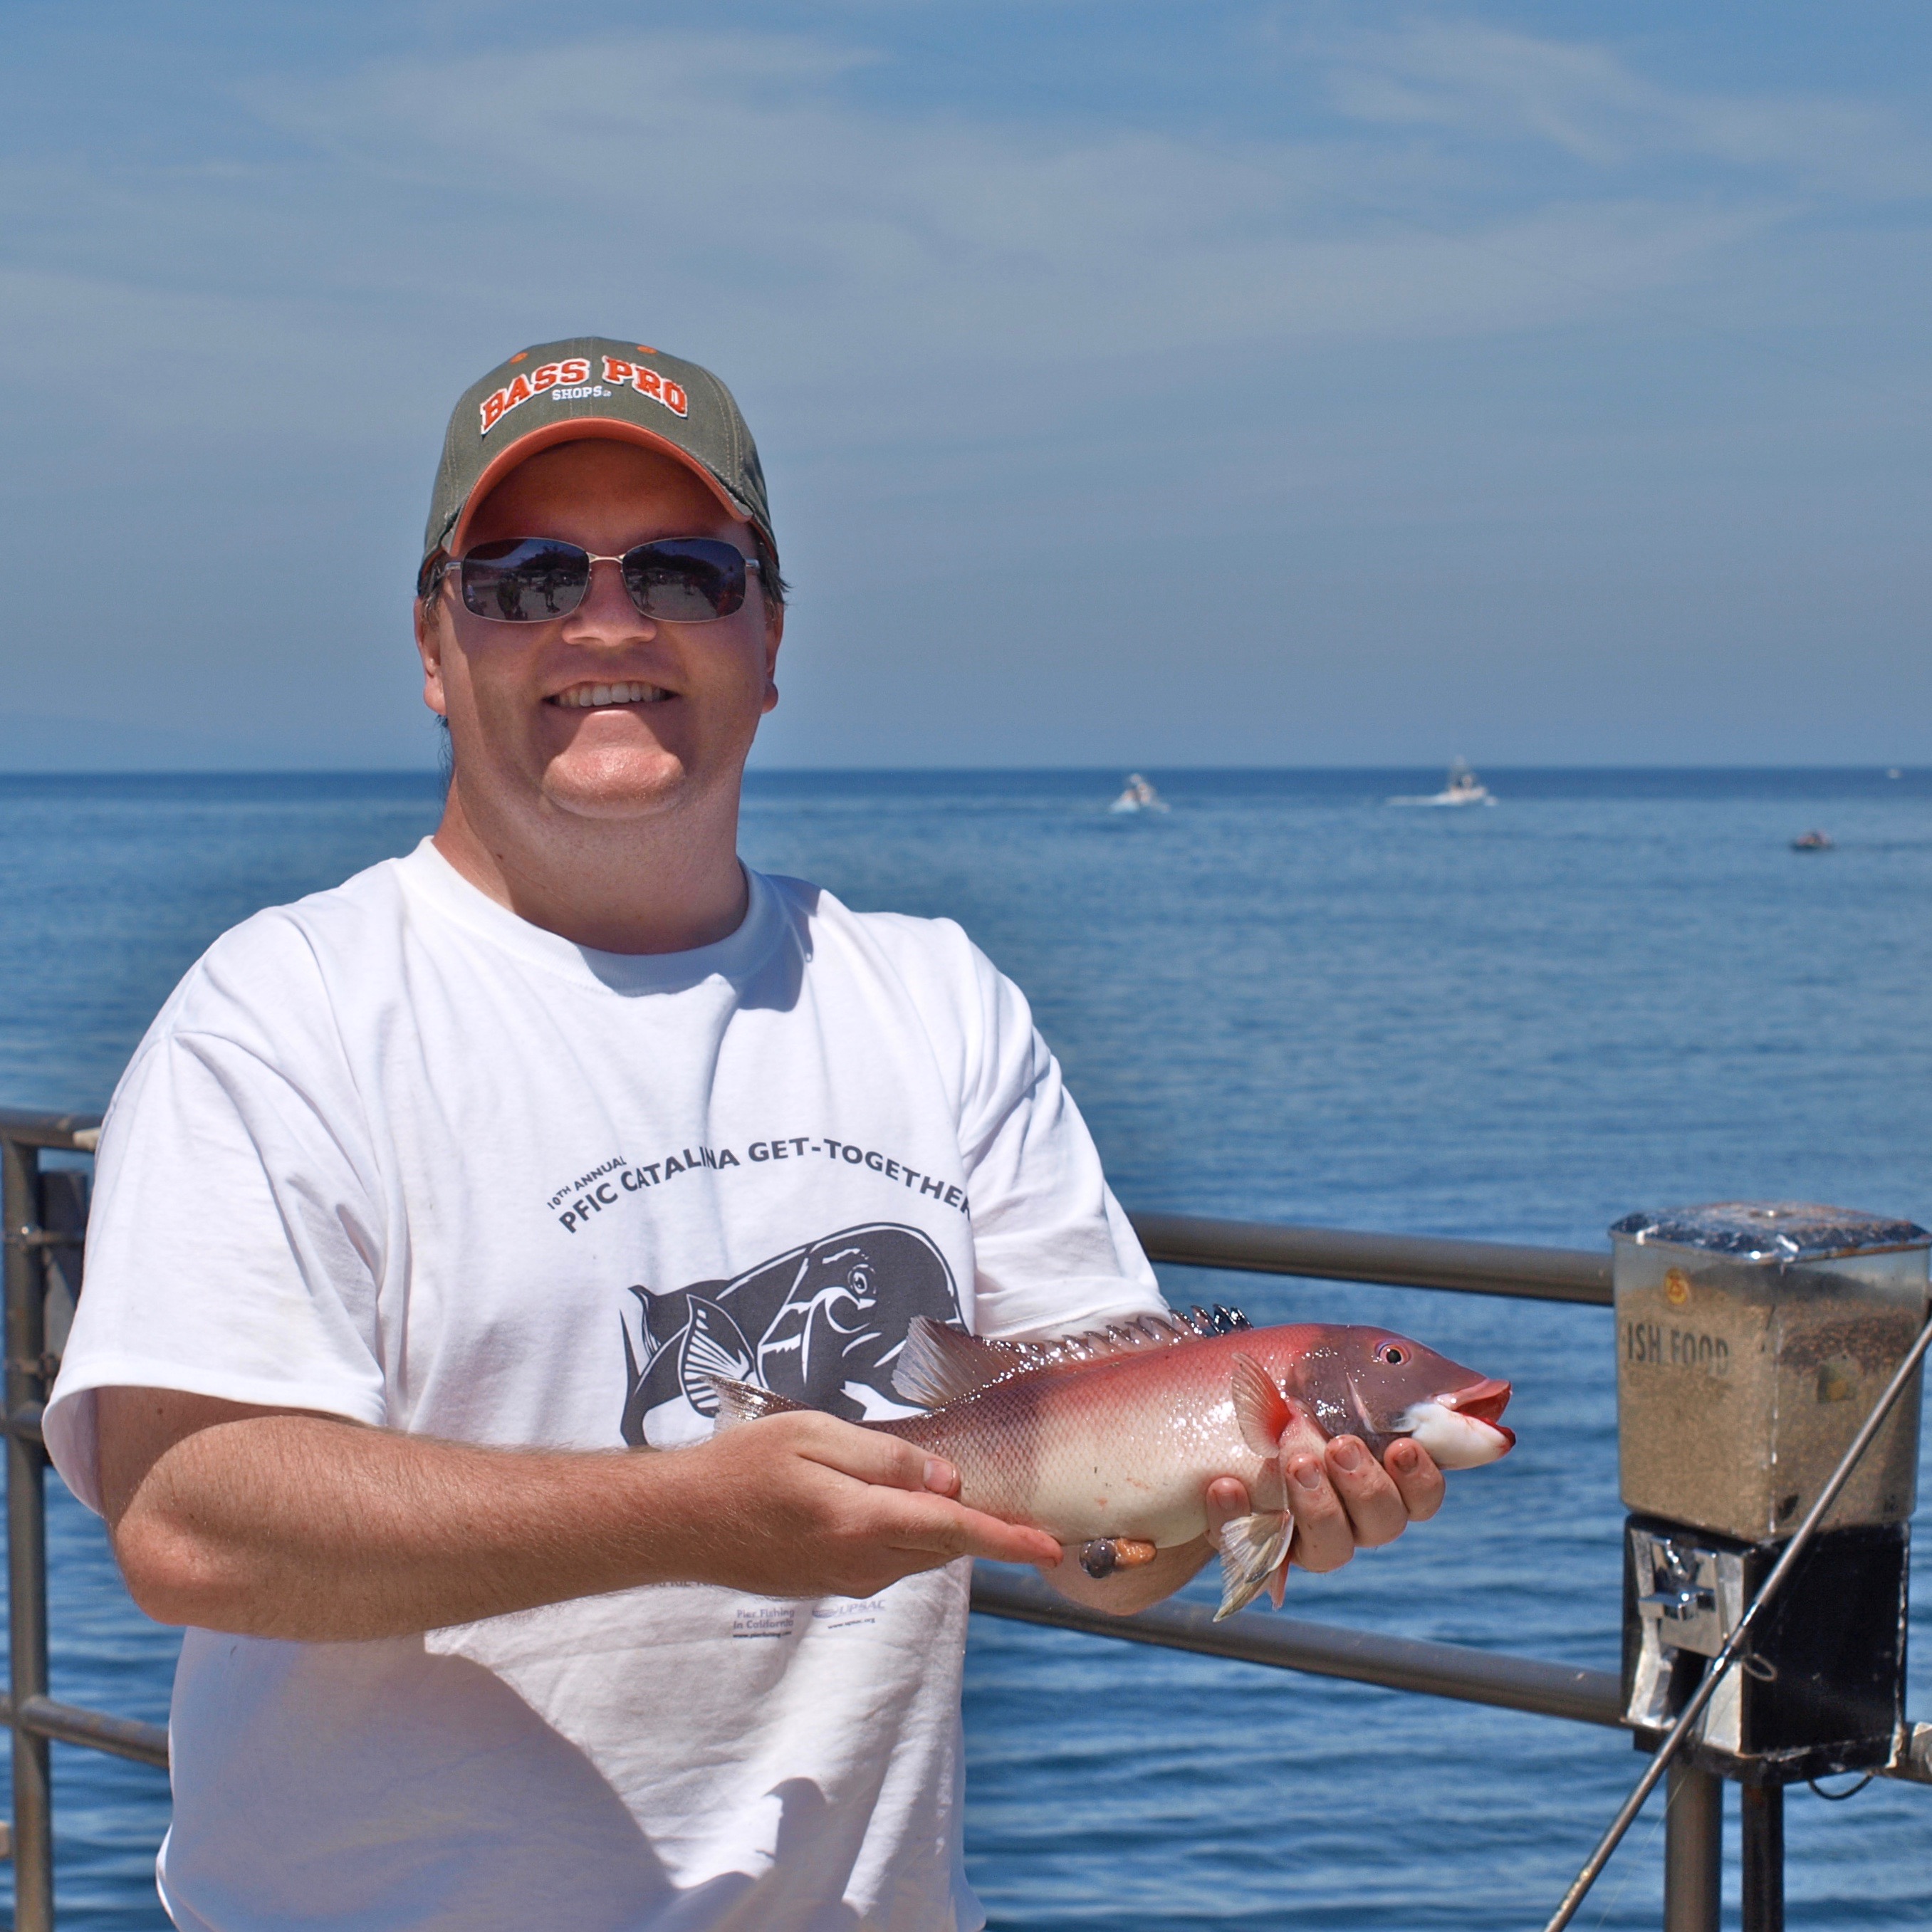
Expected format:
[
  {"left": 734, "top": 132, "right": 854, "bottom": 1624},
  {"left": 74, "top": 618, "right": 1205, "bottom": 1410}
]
[{"left": 538, "top": 747, "right": 699, "bottom": 821}]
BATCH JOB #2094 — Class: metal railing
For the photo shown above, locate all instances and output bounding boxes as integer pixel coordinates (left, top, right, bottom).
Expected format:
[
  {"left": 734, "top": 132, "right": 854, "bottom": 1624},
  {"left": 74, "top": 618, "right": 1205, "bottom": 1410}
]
[{"left": 1, "top": 1105, "right": 1925, "bottom": 1931}]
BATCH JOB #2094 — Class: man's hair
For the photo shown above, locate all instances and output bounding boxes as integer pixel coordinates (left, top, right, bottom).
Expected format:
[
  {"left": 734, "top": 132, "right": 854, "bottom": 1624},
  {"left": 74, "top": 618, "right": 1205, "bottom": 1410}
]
[{"left": 749, "top": 530, "right": 790, "bottom": 614}]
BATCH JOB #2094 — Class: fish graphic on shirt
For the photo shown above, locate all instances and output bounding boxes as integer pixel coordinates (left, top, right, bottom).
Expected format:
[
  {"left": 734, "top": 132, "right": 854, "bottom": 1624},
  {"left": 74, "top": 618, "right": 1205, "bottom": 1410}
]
[{"left": 620, "top": 1223, "right": 962, "bottom": 1445}]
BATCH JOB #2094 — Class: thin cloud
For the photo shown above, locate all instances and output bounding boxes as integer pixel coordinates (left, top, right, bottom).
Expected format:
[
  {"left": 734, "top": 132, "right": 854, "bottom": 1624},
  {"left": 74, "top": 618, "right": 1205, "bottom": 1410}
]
[
  {"left": 223, "top": 29, "right": 1803, "bottom": 367},
  {"left": 1324, "top": 19, "right": 1932, "bottom": 199}
]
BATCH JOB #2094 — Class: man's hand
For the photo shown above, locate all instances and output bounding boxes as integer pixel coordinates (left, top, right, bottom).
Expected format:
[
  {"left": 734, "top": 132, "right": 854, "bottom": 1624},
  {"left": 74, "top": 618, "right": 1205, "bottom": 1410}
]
[
  {"left": 649, "top": 1411, "right": 1060, "bottom": 1599},
  {"left": 1035, "top": 1435, "right": 1445, "bottom": 1616},
  {"left": 97, "top": 1389, "right": 1058, "bottom": 1643},
  {"left": 1283, "top": 1433, "right": 1443, "bottom": 1572}
]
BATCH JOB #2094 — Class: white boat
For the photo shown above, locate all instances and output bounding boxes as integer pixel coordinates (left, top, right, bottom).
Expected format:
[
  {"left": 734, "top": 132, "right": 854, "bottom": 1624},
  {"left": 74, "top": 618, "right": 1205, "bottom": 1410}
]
[
  {"left": 1389, "top": 759, "right": 1495, "bottom": 808},
  {"left": 1108, "top": 773, "right": 1169, "bottom": 815}
]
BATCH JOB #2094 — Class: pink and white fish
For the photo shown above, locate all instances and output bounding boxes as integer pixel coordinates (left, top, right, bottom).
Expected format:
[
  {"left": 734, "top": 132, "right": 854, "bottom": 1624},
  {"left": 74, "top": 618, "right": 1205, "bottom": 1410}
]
[{"left": 711, "top": 1305, "right": 1515, "bottom": 1619}]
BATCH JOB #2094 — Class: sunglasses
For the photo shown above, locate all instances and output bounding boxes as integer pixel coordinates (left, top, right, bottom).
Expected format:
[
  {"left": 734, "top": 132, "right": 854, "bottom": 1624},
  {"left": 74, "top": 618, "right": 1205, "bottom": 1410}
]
[{"left": 427, "top": 537, "right": 761, "bottom": 625}]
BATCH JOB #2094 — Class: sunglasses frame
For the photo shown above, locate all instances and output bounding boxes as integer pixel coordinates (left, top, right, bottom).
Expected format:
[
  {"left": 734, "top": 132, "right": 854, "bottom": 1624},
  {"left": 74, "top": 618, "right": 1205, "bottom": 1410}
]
[{"left": 420, "top": 537, "right": 762, "bottom": 625}]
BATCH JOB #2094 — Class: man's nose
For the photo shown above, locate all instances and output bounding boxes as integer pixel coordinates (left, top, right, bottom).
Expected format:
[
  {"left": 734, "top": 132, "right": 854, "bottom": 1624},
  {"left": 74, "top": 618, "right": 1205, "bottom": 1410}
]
[{"left": 562, "top": 558, "right": 652, "bottom": 640}]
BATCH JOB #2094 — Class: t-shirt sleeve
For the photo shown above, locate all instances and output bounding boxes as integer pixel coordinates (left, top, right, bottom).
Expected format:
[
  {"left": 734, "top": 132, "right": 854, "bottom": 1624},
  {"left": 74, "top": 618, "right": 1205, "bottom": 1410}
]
[
  {"left": 44, "top": 991, "right": 389, "bottom": 1516},
  {"left": 950, "top": 939, "right": 1164, "bottom": 1340}
]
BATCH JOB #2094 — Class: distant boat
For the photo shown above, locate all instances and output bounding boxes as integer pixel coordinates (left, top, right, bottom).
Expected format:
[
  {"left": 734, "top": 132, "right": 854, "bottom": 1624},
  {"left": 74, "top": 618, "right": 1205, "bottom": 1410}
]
[
  {"left": 1388, "top": 759, "right": 1495, "bottom": 808},
  {"left": 1791, "top": 830, "right": 1834, "bottom": 852},
  {"left": 1108, "top": 773, "right": 1169, "bottom": 815}
]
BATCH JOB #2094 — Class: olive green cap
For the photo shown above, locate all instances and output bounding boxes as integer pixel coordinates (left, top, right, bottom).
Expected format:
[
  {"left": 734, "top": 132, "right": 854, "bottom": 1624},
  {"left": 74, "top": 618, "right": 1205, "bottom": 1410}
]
[{"left": 422, "top": 335, "right": 775, "bottom": 567}]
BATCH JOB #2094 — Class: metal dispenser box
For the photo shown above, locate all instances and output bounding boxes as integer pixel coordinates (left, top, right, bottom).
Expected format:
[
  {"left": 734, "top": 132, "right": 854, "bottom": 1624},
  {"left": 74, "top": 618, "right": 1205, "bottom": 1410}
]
[{"left": 1613, "top": 1202, "right": 1929, "bottom": 1782}]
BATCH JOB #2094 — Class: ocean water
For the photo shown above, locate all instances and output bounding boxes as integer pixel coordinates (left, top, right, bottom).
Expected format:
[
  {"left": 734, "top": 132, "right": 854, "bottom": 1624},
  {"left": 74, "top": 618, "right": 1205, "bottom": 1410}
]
[{"left": 1, "top": 766, "right": 1930, "bottom": 1929}]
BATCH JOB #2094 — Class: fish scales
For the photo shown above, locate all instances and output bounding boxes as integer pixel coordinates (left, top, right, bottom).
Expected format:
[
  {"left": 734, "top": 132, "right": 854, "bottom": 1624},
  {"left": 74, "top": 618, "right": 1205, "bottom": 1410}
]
[{"left": 875, "top": 1329, "right": 1308, "bottom": 1546}]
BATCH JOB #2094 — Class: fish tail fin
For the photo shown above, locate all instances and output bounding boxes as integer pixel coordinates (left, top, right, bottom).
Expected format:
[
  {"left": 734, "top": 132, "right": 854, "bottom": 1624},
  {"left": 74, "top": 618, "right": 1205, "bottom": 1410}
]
[
  {"left": 704, "top": 1376, "right": 811, "bottom": 1431},
  {"left": 1214, "top": 1509, "right": 1294, "bottom": 1621}
]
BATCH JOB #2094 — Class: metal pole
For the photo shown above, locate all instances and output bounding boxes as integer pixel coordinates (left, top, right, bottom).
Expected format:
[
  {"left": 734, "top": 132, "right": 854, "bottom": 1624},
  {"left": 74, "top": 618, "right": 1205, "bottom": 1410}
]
[
  {"left": 1543, "top": 1308, "right": 1932, "bottom": 1932},
  {"left": 1127, "top": 1212, "right": 1615, "bottom": 1305},
  {"left": 1663, "top": 1760, "right": 1722, "bottom": 1932},
  {"left": 3, "top": 1133, "right": 54, "bottom": 1930},
  {"left": 1740, "top": 1784, "right": 1784, "bottom": 1932},
  {"left": 970, "top": 1567, "right": 1622, "bottom": 1724}
]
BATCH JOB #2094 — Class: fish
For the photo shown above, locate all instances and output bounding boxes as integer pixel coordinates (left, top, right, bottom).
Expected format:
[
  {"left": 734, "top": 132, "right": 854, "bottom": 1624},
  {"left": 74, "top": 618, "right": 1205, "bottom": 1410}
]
[{"left": 708, "top": 1303, "right": 1515, "bottom": 1619}]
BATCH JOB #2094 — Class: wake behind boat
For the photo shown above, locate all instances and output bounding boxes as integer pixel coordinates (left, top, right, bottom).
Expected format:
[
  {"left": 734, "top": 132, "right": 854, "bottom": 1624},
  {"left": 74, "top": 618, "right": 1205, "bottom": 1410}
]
[
  {"left": 1389, "top": 759, "right": 1495, "bottom": 808},
  {"left": 1109, "top": 773, "right": 1169, "bottom": 814}
]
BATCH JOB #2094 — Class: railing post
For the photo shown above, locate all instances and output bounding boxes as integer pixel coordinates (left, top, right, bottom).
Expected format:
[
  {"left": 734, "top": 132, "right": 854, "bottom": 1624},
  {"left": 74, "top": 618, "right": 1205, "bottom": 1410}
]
[
  {"left": 1662, "top": 1760, "right": 1722, "bottom": 1932},
  {"left": 1740, "top": 1782, "right": 1784, "bottom": 1932},
  {"left": 4, "top": 1132, "right": 55, "bottom": 1930}
]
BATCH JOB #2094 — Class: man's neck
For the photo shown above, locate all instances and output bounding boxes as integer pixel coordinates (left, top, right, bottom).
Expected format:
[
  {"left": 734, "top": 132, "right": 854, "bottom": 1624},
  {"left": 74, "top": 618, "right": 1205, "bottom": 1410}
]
[{"left": 431, "top": 780, "right": 750, "bottom": 956}]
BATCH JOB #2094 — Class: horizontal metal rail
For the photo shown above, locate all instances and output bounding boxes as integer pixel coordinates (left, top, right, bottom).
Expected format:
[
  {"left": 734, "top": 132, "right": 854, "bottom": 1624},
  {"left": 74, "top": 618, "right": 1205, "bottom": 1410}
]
[
  {"left": 970, "top": 1568, "right": 1623, "bottom": 1725},
  {"left": 1129, "top": 1211, "right": 1614, "bottom": 1305},
  {"left": 0, "top": 1110, "right": 100, "bottom": 1154},
  {"left": 5, "top": 1696, "right": 167, "bottom": 1770}
]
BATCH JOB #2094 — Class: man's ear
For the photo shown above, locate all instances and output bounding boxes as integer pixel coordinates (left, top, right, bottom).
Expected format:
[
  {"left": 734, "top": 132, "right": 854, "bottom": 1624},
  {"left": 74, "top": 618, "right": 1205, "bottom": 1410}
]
[
  {"left": 761, "top": 602, "right": 785, "bottom": 715},
  {"left": 414, "top": 596, "right": 449, "bottom": 719}
]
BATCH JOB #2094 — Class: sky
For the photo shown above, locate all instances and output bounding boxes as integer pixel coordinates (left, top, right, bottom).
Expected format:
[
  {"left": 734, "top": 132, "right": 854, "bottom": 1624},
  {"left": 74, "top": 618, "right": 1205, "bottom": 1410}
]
[{"left": 4, "top": 0, "right": 1931, "bottom": 770}]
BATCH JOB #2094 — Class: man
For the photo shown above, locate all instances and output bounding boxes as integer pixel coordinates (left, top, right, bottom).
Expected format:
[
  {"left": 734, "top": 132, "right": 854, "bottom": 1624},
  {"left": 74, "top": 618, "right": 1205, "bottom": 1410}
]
[{"left": 46, "top": 337, "right": 1441, "bottom": 1931}]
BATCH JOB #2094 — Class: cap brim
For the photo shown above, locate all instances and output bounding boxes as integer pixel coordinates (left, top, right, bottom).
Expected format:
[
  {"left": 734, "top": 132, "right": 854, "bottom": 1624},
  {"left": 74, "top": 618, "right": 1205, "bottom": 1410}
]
[{"left": 449, "top": 417, "right": 754, "bottom": 557}]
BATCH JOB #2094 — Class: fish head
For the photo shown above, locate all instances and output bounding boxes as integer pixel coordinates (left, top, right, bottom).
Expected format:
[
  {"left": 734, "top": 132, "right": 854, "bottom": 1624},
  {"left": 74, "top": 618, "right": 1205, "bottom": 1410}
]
[{"left": 1293, "top": 1327, "right": 1515, "bottom": 1469}]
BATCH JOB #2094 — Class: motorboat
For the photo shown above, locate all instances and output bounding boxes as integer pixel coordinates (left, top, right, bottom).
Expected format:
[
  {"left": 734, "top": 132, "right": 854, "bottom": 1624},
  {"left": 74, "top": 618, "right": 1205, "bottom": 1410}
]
[
  {"left": 1790, "top": 830, "right": 1834, "bottom": 852},
  {"left": 1388, "top": 759, "right": 1495, "bottom": 808},
  {"left": 1108, "top": 773, "right": 1169, "bottom": 815}
]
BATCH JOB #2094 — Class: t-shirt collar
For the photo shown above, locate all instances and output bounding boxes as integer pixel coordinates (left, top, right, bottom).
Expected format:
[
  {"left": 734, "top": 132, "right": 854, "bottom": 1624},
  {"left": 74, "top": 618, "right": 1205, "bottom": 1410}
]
[{"left": 395, "top": 837, "right": 783, "bottom": 995}]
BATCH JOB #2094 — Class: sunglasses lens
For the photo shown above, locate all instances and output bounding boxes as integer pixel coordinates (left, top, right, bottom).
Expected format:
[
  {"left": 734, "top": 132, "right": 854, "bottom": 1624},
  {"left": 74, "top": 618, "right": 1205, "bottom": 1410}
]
[
  {"left": 621, "top": 539, "right": 748, "bottom": 622},
  {"left": 459, "top": 539, "right": 591, "bottom": 621}
]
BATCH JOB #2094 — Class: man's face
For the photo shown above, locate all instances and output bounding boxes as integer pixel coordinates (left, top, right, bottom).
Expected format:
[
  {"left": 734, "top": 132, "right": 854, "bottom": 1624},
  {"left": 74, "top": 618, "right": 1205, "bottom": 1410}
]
[{"left": 415, "top": 439, "right": 782, "bottom": 827}]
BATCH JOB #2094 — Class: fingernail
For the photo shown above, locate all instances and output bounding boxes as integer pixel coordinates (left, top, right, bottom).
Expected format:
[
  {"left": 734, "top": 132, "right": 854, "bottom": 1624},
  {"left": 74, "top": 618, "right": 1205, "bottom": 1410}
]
[
  {"left": 924, "top": 1458, "right": 954, "bottom": 1493},
  {"left": 1330, "top": 1439, "right": 1364, "bottom": 1475},
  {"left": 1293, "top": 1457, "right": 1325, "bottom": 1492},
  {"left": 1389, "top": 1441, "right": 1416, "bottom": 1473}
]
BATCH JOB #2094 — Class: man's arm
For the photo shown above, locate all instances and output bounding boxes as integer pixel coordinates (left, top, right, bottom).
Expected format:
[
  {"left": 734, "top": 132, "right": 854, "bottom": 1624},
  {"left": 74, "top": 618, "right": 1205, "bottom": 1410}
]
[
  {"left": 98, "top": 1387, "right": 1062, "bottom": 1642},
  {"left": 1040, "top": 1436, "right": 1446, "bottom": 1617}
]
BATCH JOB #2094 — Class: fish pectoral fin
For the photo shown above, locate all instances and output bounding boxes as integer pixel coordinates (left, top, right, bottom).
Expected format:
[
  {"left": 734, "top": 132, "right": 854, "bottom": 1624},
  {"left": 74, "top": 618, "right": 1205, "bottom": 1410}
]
[
  {"left": 1214, "top": 1509, "right": 1293, "bottom": 1621},
  {"left": 1229, "top": 1353, "right": 1295, "bottom": 1458},
  {"left": 704, "top": 1376, "right": 811, "bottom": 1431}
]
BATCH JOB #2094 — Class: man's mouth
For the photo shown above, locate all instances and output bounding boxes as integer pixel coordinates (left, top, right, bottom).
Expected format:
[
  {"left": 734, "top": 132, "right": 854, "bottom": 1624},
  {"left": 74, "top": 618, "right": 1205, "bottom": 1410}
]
[{"left": 548, "top": 681, "right": 671, "bottom": 709}]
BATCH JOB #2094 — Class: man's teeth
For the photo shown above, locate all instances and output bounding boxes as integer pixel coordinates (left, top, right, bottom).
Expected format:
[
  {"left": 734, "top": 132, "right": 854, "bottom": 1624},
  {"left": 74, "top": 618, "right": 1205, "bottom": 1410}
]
[{"left": 553, "top": 682, "right": 667, "bottom": 709}]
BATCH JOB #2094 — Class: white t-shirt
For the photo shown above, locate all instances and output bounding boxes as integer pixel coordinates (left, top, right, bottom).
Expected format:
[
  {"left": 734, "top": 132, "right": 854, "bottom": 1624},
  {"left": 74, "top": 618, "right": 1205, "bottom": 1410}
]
[{"left": 46, "top": 840, "right": 1162, "bottom": 1932}]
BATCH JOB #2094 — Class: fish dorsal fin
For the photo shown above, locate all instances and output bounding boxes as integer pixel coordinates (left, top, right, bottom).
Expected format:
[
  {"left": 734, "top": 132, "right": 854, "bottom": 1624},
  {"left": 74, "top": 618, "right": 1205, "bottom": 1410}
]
[
  {"left": 891, "top": 1319, "right": 1033, "bottom": 1407},
  {"left": 892, "top": 1307, "right": 1238, "bottom": 1409},
  {"left": 1230, "top": 1352, "right": 1294, "bottom": 1457}
]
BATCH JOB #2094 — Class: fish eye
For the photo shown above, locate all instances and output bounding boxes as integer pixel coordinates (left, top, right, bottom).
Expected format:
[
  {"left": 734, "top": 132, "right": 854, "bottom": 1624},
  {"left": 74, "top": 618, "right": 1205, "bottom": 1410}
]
[{"left": 1375, "top": 1342, "right": 1408, "bottom": 1365}]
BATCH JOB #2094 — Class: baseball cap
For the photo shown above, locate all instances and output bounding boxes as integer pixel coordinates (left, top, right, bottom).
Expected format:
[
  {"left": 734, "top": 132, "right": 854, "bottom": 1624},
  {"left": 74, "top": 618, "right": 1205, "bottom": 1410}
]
[{"left": 422, "top": 336, "right": 775, "bottom": 569}]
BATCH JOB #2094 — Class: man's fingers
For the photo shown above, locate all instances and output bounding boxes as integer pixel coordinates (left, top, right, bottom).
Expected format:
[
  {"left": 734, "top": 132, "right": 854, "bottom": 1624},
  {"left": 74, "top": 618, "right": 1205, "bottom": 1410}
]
[
  {"left": 1322, "top": 1436, "right": 1411, "bottom": 1549},
  {"left": 1384, "top": 1438, "right": 1445, "bottom": 1521},
  {"left": 889, "top": 1497, "right": 1060, "bottom": 1568},
  {"left": 1283, "top": 1453, "right": 1354, "bottom": 1572},
  {"left": 787, "top": 1414, "right": 959, "bottom": 1496},
  {"left": 1203, "top": 1476, "right": 1250, "bottom": 1548}
]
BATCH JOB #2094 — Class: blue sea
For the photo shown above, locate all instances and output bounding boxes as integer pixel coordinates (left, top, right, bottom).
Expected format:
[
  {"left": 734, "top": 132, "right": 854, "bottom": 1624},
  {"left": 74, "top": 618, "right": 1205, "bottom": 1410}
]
[{"left": 2, "top": 766, "right": 1931, "bottom": 1929}]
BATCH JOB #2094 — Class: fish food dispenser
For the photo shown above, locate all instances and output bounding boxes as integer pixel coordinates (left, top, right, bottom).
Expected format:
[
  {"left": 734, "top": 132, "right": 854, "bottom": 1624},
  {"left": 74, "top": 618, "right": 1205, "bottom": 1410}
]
[{"left": 1612, "top": 1202, "right": 1929, "bottom": 1782}]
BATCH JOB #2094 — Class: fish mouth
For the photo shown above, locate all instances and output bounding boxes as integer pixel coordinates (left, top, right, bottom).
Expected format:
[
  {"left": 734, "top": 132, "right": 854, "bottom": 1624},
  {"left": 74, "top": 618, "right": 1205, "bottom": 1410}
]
[
  {"left": 1394, "top": 1380, "right": 1517, "bottom": 1467},
  {"left": 1441, "top": 1377, "right": 1513, "bottom": 1436}
]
